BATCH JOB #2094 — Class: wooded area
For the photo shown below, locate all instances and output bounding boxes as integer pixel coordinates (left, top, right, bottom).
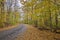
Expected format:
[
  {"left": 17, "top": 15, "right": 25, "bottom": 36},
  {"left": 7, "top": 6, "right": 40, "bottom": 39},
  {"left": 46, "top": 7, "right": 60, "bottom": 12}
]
[
  {"left": 0, "top": 0, "right": 60, "bottom": 32},
  {"left": 0, "top": 0, "right": 20, "bottom": 27},
  {"left": 20, "top": 0, "right": 60, "bottom": 32}
]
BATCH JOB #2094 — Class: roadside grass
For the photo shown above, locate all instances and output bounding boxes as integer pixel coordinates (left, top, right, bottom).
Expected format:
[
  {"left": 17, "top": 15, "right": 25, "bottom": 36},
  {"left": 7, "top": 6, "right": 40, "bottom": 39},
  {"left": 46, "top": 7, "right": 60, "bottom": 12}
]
[{"left": 0, "top": 24, "right": 19, "bottom": 31}]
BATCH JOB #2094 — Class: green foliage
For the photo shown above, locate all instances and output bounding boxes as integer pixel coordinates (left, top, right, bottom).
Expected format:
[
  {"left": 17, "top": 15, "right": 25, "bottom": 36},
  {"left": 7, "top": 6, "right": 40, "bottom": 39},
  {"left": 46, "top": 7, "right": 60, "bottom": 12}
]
[
  {"left": 0, "top": 0, "right": 60, "bottom": 29},
  {"left": 21, "top": 0, "right": 60, "bottom": 29},
  {"left": 0, "top": 0, "right": 20, "bottom": 28}
]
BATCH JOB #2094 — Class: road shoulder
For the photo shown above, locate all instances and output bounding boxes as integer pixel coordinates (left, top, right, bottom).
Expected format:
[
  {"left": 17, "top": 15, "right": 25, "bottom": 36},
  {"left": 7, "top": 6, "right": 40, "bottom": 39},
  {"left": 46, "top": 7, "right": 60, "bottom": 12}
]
[{"left": 0, "top": 24, "right": 19, "bottom": 31}]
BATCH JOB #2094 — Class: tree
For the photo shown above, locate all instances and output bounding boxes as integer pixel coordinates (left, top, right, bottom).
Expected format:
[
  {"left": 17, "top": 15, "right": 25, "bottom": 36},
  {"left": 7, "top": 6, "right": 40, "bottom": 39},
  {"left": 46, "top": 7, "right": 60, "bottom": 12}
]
[
  {"left": 0, "top": 0, "right": 20, "bottom": 28},
  {"left": 20, "top": 0, "right": 60, "bottom": 30}
]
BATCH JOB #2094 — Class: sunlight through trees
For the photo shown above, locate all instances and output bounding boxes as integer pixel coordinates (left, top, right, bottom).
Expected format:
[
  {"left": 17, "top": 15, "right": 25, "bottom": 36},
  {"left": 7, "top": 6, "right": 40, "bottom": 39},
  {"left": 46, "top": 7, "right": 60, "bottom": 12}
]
[
  {"left": 20, "top": 0, "right": 60, "bottom": 32},
  {"left": 0, "top": 0, "right": 60, "bottom": 32}
]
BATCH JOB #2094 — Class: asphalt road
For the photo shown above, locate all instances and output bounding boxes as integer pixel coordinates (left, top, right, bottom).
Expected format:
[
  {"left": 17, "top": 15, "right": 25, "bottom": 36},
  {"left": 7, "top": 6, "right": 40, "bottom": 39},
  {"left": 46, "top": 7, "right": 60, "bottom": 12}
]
[{"left": 0, "top": 24, "right": 27, "bottom": 40}]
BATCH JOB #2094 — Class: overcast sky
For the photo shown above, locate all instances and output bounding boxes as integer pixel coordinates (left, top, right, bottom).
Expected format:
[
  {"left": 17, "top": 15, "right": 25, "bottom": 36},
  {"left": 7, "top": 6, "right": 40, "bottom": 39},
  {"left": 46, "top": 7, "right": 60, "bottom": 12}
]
[{"left": 5, "top": 0, "right": 24, "bottom": 20}]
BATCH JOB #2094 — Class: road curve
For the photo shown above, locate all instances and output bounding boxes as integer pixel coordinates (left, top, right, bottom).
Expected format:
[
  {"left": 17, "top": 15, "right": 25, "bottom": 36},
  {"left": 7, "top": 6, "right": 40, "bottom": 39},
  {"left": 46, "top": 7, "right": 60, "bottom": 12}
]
[{"left": 0, "top": 24, "right": 27, "bottom": 40}]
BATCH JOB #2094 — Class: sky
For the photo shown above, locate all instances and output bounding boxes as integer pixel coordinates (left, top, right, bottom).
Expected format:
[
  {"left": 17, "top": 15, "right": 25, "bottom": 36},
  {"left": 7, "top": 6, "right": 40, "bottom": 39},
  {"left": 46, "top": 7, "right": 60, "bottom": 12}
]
[
  {"left": 5, "top": 0, "right": 23, "bottom": 11},
  {"left": 5, "top": 0, "right": 24, "bottom": 21}
]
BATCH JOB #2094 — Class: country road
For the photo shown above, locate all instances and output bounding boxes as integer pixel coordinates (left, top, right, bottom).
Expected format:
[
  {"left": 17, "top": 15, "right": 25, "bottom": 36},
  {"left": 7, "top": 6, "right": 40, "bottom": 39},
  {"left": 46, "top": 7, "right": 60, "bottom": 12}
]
[
  {"left": 0, "top": 24, "right": 27, "bottom": 40},
  {"left": 0, "top": 24, "right": 60, "bottom": 40}
]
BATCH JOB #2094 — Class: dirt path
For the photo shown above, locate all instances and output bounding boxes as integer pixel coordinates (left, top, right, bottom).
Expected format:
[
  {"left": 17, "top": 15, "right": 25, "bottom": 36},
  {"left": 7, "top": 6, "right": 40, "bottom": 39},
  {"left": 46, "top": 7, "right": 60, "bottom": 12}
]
[{"left": 16, "top": 24, "right": 60, "bottom": 40}]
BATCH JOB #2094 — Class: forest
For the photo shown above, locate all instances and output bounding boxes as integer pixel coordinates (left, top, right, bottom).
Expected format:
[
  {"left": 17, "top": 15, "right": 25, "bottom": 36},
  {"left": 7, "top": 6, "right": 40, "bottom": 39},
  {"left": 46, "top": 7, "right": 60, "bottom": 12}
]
[{"left": 0, "top": 0, "right": 60, "bottom": 32}]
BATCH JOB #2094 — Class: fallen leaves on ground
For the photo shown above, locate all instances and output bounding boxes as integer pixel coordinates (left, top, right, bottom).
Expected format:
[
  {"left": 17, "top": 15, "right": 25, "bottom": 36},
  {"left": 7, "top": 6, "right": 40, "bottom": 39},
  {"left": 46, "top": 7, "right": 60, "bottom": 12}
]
[{"left": 16, "top": 24, "right": 60, "bottom": 40}]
